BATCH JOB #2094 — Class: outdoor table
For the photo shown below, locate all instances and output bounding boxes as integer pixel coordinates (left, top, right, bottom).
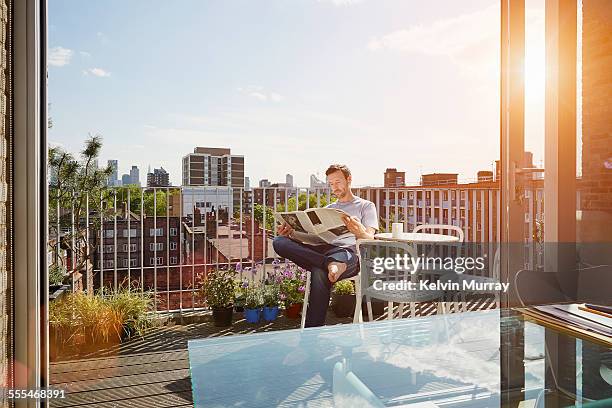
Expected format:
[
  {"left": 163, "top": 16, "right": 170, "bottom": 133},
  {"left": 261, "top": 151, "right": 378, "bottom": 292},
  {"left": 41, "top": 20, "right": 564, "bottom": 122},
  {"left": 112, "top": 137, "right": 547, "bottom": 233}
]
[{"left": 188, "top": 309, "right": 612, "bottom": 407}]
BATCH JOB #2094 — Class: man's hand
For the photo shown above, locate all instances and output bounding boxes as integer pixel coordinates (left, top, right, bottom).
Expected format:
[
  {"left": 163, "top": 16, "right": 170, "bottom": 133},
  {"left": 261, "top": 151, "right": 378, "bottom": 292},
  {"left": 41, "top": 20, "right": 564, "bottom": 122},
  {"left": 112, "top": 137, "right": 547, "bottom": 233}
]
[
  {"left": 328, "top": 262, "right": 346, "bottom": 283},
  {"left": 342, "top": 215, "right": 374, "bottom": 240},
  {"left": 277, "top": 222, "right": 294, "bottom": 237}
]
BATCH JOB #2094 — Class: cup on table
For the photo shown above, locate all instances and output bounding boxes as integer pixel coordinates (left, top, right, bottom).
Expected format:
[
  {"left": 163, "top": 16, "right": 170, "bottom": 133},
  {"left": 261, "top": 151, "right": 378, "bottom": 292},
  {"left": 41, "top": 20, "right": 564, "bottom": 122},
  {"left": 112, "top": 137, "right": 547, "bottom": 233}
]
[{"left": 391, "top": 222, "right": 404, "bottom": 238}]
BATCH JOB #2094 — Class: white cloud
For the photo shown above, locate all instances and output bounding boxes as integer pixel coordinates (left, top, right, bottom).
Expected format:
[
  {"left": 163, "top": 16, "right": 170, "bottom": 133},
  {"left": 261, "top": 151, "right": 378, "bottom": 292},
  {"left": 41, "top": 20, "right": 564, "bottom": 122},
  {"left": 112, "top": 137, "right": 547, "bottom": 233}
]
[
  {"left": 83, "top": 67, "right": 111, "bottom": 77},
  {"left": 48, "top": 46, "right": 73, "bottom": 67},
  {"left": 367, "top": 3, "right": 500, "bottom": 76},
  {"left": 238, "top": 86, "right": 284, "bottom": 103},
  {"left": 79, "top": 51, "right": 92, "bottom": 58}
]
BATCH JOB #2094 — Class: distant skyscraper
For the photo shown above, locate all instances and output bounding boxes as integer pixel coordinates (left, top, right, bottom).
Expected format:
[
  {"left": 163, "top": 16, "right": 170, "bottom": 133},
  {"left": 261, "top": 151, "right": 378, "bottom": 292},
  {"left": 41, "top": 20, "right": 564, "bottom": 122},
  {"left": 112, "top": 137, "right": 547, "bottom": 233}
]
[
  {"left": 121, "top": 174, "right": 130, "bottom": 186},
  {"left": 244, "top": 176, "right": 251, "bottom": 191},
  {"left": 130, "top": 165, "right": 140, "bottom": 186},
  {"left": 285, "top": 174, "right": 293, "bottom": 187},
  {"left": 147, "top": 167, "right": 170, "bottom": 187},
  {"left": 107, "top": 160, "right": 119, "bottom": 186},
  {"left": 259, "top": 179, "right": 271, "bottom": 188}
]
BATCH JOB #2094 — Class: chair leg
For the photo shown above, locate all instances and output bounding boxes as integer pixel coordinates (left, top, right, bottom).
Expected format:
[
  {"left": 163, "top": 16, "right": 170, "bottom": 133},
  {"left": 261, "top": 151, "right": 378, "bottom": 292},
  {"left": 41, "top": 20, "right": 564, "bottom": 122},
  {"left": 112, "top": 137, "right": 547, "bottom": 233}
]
[
  {"left": 410, "top": 302, "right": 416, "bottom": 318},
  {"left": 387, "top": 302, "right": 393, "bottom": 320},
  {"left": 398, "top": 302, "right": 405, "bottom": 318},
  {"left": 352, "top": 277, "right": 363, "bottom": 323},
  {"left": 366, "top": 296, "right": 374, "bottom": 322},
  {"left": 300, "top": 272, "right": 311, "bottom": 329}
]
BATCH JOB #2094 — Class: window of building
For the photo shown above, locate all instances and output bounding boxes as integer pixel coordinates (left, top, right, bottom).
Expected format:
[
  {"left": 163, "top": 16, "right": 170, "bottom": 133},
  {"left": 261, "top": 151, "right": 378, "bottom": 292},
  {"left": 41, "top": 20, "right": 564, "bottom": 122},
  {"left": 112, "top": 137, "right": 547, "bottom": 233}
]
[
  {"left": 150, "top": 257, "right": 164, "bottom": 266},
  {"left": 169, "top": 242, "right": 177, "bottom": 250},
  {"left": 150, "top": 242, "right": 163, "bottom": 251},
  {"left": 149, "top": 228, "right": 163, "bottom": 236},
  {"left": 170, "top": 227, "right": 178, "bottom": 236}
]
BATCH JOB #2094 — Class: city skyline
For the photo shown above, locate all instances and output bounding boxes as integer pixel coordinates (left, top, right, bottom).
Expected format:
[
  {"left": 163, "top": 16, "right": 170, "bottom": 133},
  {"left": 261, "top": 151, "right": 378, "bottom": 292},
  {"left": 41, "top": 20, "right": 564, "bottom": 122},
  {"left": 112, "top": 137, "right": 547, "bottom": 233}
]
[{"left": 48, "top": 0, "right": 546, "bottom": 187}]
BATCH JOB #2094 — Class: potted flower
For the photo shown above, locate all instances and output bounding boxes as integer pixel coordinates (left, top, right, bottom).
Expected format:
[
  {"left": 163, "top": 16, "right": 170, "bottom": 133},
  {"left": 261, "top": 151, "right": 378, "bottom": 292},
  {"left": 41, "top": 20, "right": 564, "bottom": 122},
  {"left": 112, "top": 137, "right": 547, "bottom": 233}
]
[
  {"left": 262, "top": 284, "right": 280, "bottom": 321},
  {"left": 331, "top": 280, "right": 356, "bottom": 318},
  {"left": 234, "top": 279, "right": 249, "bottom": 312},
  {"left": 279, "top": 267, "right": 307, "bottom": 319},
  {"left": 199, "top": 269, "right": 236, "bottom": 327},
  {"left": 244, "top": 285, "right": 263, "bottom": 323}
]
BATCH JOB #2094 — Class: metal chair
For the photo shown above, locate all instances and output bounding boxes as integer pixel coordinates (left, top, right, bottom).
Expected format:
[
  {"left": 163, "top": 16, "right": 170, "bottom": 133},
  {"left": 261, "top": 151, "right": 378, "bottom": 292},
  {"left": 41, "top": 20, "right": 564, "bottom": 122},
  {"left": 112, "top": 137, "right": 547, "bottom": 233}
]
[
  {"left": 301, "top": 264, "right": 362, "bottom": 329},
  {"left": 413, "top": 224, "right": 465, "bottom": 243},
  {"left": 355, "top": 239, "right": 445, "bottom": 321}
]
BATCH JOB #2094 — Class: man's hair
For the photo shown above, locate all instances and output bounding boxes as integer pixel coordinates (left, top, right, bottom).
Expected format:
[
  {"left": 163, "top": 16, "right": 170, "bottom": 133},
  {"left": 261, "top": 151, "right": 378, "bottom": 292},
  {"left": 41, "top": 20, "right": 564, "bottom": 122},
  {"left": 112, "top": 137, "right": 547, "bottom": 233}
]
[{"left": 325, "top": 164, "right": 351, "bottom": 179}]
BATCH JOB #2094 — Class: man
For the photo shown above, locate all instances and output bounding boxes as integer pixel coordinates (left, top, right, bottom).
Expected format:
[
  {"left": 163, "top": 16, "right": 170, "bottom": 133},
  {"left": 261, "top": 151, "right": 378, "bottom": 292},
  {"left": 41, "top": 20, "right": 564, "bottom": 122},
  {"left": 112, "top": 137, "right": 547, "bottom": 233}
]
[{"left": 272, "top": 164, "right": 379, "bottom": 327}]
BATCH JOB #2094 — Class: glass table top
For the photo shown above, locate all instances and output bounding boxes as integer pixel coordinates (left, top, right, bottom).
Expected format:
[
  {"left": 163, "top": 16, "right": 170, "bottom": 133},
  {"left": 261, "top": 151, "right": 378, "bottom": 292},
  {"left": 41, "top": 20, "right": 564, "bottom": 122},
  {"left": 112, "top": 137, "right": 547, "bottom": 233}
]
[{"left": 188, "top": 309, "right": 612, "bottom": 407}]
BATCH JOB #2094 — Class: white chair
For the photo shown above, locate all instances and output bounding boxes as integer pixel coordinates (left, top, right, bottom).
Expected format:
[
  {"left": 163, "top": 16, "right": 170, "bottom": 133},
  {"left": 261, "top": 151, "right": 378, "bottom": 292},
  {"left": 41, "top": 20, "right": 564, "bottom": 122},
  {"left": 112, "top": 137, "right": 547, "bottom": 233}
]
[
  {"left": 411, "top": 224, "right": 465, "bottom": 314},
  {"left": 356, "top": 239, "right": 445, "bottom": 321},
  {"left": 413, "top": 224, "right": 464, "bottom": 243},
  {"left": 300, "top": 265, "right": 362, "bottom": 329}
]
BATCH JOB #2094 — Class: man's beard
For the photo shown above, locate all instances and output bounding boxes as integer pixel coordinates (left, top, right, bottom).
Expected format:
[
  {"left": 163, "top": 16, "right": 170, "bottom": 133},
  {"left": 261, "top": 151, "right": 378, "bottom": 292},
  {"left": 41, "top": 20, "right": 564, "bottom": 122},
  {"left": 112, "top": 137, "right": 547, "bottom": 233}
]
[{"left": 332, "top": 189, "right": 346, "bottom": 198}]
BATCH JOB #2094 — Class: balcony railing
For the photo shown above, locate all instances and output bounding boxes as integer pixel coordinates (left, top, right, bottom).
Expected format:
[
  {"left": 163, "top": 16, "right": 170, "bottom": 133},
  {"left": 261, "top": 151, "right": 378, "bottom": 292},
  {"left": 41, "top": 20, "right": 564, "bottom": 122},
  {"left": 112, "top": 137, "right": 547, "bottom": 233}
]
[{"left": 49, "top": 185, "right": 547, "bottom": 314}]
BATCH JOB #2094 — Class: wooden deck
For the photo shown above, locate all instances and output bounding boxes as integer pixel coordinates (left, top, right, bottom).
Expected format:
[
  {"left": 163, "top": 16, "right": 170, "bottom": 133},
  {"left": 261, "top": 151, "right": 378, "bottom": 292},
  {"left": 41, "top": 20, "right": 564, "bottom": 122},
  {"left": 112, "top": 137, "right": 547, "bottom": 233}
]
[{"left": 49, "top": 299, "right": 496, "bottom": 408}]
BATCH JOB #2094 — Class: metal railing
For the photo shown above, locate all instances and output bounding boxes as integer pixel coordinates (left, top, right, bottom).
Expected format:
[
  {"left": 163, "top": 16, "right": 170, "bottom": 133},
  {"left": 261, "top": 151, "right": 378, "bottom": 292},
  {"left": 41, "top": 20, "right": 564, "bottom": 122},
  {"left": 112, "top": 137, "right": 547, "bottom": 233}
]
[{"left": 49, "top": 185, "right": 549, "bottom": 314}]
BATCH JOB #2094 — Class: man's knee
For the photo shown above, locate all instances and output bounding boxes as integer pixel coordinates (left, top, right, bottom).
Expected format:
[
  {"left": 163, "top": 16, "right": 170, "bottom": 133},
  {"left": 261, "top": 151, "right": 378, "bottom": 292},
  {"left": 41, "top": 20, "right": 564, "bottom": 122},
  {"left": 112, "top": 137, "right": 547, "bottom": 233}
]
[{"left": 273, "top": 236, "right": 292, "bottom": 257}]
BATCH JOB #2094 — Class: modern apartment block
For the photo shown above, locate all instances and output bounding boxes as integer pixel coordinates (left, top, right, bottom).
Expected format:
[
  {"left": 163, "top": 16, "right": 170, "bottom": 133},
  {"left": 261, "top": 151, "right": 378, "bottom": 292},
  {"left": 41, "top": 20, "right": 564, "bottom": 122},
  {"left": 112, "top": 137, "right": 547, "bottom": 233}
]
[
  {"left": 147, "top": 167, "right": 170, "bottom": 187},
  {"left": 182, "top": 147, "right": 245, "bottom": 209},
  {"left": 182, "top": 147, "right": 245, "bottom": 188}
]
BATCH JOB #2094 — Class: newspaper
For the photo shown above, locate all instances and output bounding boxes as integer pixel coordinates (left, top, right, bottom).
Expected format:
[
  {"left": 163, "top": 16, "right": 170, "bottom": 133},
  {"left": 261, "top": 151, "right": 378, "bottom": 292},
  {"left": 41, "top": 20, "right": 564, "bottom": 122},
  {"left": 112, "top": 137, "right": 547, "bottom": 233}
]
[{"left": 274, "top": 208, "right": 352, "bottom": 245}]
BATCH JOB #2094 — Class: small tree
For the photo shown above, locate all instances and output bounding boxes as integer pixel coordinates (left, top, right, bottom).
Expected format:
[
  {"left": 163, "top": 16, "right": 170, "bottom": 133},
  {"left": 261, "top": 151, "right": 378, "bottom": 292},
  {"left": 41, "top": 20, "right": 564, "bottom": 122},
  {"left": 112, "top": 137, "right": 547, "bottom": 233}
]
[{"left": 48, "top": 135, "right": 113, "bottom": 293}]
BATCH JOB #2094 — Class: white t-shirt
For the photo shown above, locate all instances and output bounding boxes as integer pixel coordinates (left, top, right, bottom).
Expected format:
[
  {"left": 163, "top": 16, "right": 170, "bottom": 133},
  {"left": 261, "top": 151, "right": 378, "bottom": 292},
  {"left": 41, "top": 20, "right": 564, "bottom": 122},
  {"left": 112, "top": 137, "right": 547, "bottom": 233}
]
[{"left": 326, "top": 196, "right": 379, "bottom": 248}]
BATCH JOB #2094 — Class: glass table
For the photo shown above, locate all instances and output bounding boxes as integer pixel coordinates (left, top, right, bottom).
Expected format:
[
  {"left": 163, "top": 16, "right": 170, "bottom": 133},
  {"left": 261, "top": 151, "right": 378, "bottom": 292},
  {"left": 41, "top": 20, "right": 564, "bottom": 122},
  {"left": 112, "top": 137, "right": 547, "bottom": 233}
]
[{"left": 188, "top": 309, "right": 612, "bottom": 407}]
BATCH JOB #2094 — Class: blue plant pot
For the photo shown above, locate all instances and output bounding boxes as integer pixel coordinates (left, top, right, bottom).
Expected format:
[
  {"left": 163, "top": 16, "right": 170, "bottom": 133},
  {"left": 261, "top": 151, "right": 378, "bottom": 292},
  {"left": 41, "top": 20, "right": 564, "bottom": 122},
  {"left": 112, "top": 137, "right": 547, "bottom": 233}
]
[
  {"left": 263, "top": 306, "right": 279, "bottom": 321},
  {"left": 244, "top": 308, "right": 261, "bottom": 323}
]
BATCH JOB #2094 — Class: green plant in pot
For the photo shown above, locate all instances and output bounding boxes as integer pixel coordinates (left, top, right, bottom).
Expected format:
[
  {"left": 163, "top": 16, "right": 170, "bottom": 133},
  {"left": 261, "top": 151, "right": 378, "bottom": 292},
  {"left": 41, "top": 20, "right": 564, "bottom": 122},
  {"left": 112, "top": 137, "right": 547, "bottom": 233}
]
[
  {"left": 243, "top": 285, "right": 264, "bottom": 324},
  {"left": 234, "top": 279, "right": 249, "bottom": 312},
  {"left": 199, "top": 269, "right": 236, "bottom": 327},
  {"left": 279, "top": 267, "right": 307, "bottom": 319},
  {"left": 49, "top": 264, "right": 66, "bottom": 291},
  {"left": 262, "top": 284, "right": 280, "bottom": 321},
  {"left": 331, "top": 279, "right": 356, "bottom": 318}
]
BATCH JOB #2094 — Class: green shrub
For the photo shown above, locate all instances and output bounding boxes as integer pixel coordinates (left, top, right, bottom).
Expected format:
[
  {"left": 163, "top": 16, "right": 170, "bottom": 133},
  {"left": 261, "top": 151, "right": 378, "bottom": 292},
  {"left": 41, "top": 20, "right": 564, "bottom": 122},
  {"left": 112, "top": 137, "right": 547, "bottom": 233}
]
[
  {"left": 49, "top": 289, "right": 156, "bottom": 344},
  {"left": 333, "top": 280, "right": 355, "bottom": 295},
  {"left": 262, "top": 284, "right": 280, "bottom": 307},
  {"left": 244, "top": 285, "right": 264, "bottom": 309},
  {"left": 49, "top": 264, "right": 66, "bottom": 286},
  {"left": 199, "top": 269, "right": 236, "bottom": 308}
]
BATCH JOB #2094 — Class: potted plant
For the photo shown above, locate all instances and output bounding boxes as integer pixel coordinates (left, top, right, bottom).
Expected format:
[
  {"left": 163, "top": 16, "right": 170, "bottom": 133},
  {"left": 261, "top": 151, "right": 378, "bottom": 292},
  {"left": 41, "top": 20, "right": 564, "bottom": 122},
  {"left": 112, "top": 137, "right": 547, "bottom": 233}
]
[
  {"left": 262, "top": 284, "right": 280, "bottom": 321},
  {"left": 49, "top": 264, "right": 67, "bottom": 292},
  {"left": 244, "top": 285, "right": 263, "bottom": 323},
  {"left": 234, "top": 279, "right": 248, "bottom": 313},
  {"left": 331, "top": 280, "right": 356, "bottom": 318},
  {"left": 279, "top": 267, "right": 307, "bottom": 319},
  {"left": 199, "top": 269, "right": 236, "bottom": 327}
]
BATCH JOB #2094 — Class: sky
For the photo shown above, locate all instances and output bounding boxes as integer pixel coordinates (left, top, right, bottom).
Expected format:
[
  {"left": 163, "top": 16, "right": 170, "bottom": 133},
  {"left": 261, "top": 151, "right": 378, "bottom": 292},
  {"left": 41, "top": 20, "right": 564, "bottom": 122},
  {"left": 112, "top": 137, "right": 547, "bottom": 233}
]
[{"left": 48, "top": 0, "right": 547, "bottom": 187}]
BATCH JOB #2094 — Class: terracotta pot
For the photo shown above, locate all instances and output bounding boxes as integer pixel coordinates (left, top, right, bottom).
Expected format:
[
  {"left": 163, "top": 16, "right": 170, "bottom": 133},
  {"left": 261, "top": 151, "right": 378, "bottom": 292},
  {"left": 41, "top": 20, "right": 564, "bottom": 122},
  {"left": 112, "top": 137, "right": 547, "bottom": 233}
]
[{"left": 285, "top": 303, "right": 303, "bottom": 319}]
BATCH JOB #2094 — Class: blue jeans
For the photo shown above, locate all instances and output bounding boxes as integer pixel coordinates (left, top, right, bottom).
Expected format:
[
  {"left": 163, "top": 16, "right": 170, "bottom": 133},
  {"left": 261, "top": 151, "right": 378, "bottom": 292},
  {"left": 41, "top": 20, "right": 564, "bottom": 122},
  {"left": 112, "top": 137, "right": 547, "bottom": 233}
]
[{"left": 272, "top": 236, "right": 359, "bottom": 327}]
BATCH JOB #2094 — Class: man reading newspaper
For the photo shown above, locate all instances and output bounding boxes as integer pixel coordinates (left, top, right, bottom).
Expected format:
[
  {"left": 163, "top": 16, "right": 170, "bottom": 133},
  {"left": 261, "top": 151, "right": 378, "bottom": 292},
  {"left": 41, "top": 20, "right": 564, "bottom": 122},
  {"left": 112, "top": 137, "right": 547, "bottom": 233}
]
[{"left": 273, "top": 164, "right": 378, "bottom": 327}]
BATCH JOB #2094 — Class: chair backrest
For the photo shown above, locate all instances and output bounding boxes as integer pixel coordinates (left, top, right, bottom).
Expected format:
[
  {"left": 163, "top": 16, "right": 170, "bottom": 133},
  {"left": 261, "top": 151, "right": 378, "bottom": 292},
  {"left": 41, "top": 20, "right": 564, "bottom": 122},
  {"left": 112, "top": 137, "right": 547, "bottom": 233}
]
[
  {"left": 356, "top": 239, "right": 420, "bottom": 293},
  {"left": 413, "top": 224, "right": 464, "bottom": 243},
  {"left": 513, "top": 269, "right": 571, "bottom": 306}
]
